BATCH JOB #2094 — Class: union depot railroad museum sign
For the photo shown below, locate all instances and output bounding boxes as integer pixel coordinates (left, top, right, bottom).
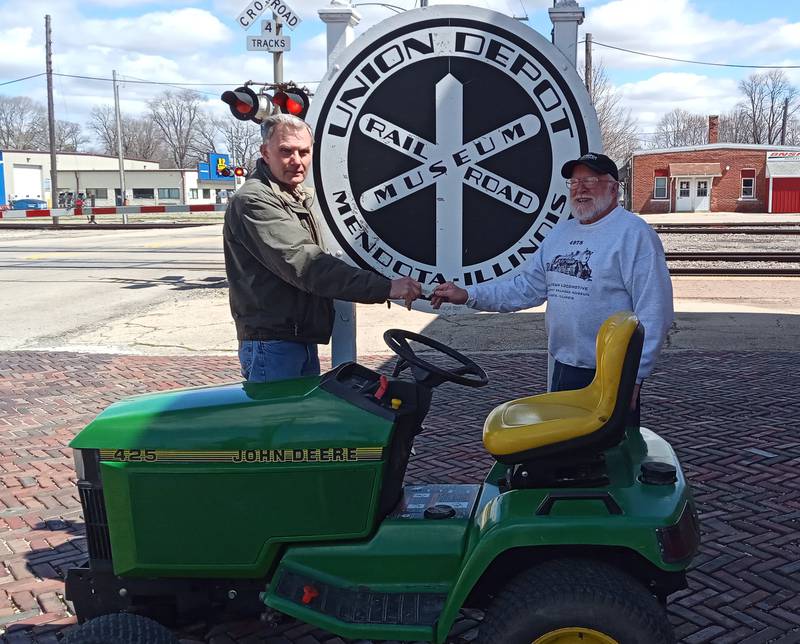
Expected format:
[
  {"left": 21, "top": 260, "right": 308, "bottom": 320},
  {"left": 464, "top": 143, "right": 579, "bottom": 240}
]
[{"left": 309, "top": 6, "right": 601, "bottom": 290}]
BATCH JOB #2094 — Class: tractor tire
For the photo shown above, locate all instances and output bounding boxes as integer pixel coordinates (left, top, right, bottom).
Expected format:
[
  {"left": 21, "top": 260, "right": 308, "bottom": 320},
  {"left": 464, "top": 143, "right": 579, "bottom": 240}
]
[
  {"left": 60, "top": 613, "right": 179, "bottom": 644},
  {"left": 477, "top": 558, "right": 675, "bottom": 644}
]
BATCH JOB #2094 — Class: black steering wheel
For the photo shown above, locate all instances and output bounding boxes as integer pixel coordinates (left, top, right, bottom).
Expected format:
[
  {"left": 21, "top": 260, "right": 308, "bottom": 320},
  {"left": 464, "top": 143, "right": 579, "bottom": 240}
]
[{"left": 383, "top": 329, "right": 488, "bottom": 388}]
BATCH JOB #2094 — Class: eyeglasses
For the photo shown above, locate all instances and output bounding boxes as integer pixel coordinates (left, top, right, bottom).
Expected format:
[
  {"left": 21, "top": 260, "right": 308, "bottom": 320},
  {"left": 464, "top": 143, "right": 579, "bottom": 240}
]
[{"left": 565, "top": 177, "right": 617, "bottom": 189}]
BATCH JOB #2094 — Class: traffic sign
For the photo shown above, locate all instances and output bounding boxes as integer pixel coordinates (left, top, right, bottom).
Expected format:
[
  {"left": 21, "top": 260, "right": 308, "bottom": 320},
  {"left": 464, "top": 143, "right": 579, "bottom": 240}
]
[
  {"left": 246, "top": 35, "right": 291, "bottom": 52},
  {"left": 236, "top": 0, "right": 302, "bottom": 30},
  {"left": 261, "top": 19, "right": 276, "bottom": 35}
]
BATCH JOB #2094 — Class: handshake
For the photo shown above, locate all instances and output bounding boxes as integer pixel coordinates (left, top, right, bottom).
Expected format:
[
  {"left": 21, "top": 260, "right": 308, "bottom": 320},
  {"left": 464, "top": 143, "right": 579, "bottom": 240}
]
[{"left": 388, "top": 278, "right": 469, "bottom": 310}]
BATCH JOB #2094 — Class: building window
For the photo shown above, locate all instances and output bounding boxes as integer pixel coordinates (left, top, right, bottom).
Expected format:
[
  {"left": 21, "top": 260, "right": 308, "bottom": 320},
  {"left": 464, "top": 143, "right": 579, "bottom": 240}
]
[
  {"left": 696, "top": 180, "right": 708, "bottom": 197},
  {"left": 678, "top": 180, "right": 690, "bottom": 198},
  {"left": 202, "top": 188, "right": 211, "bottom": 199},
  {"left": 87, "top": 188, "right": 108, "bottom": 199},
  {"left": 190, "top": 189, "right": 199, "bottom": 199},
  {"left": 740, "top": 169, "right": 756, "bottom": 199},
  {"left": 157, "top": 188, "right": 181, "bottom": 200},
  {"left": 132, "top": 188, "right": 155, "bottom": 199},
  {"left": 653, "top": 176, "right": 668, "bottom": 199}
]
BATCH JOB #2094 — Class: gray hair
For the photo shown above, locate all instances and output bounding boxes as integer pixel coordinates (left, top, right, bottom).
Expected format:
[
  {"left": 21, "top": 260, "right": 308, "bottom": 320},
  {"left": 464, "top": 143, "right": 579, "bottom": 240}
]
[{"left": 261, "top": 114, "right": 314, "bottom": 143}]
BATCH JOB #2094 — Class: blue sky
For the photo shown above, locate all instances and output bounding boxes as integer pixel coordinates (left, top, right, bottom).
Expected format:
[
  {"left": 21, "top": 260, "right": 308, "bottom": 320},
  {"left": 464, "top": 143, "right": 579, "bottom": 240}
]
[{"left": 1, "top": 0, "right": 799, "bottom": 145}]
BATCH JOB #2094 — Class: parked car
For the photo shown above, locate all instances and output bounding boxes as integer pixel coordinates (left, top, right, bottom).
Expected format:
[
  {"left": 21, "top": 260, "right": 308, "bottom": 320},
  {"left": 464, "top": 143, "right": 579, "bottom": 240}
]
[{"left": 11, "top": 198, "right": 48, "bottom": 210}]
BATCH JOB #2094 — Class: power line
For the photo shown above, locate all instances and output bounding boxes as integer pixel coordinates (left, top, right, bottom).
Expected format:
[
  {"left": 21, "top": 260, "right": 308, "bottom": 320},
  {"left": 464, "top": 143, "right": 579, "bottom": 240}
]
[
  {"left": 589, "top": 40, "right": 800, "bottom": 70},
  {"left": 0, "top": 72, "right": 47, "bottom": 87}
]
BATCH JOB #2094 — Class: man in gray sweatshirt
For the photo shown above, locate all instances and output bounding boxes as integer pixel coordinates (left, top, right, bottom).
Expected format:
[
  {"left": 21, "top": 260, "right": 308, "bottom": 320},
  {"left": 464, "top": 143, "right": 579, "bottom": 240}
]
[{"left": 431, "top": 152, "right": 673, "bottom": 426}]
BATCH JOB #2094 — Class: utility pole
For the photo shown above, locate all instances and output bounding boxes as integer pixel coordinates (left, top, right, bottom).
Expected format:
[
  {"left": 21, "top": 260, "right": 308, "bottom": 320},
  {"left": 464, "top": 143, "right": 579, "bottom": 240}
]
[
  {"left": 780, "top": 97, "right": 789, "bottom": 145},
  {"left": 273, "top": 15, "right": 283, "bottom": 84},
  {"left": 584, "top": 32, "right": 592, "bottom": 101},
  {"left": 112, "top": 70, "right": 128, "bottom": 224},
  {"left": 45, "top": 15, "right": 58, "bottom": 211}
]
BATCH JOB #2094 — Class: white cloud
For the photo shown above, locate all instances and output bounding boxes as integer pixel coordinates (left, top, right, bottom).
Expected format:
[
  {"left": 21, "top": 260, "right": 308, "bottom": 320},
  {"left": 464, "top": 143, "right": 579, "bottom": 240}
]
[{"left": 618, "top": 73, "right": 740, "bottom": 132}]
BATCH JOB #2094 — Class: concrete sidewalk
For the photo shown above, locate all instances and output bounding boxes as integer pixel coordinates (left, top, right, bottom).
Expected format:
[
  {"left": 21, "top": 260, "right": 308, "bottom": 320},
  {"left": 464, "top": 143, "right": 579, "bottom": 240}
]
[{"left": 51, "top": 274, "right": 800, "bottom": 359}]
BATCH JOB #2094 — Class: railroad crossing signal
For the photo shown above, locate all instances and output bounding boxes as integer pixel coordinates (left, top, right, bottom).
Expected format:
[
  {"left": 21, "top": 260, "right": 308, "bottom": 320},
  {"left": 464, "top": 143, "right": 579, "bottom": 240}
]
[
  {"left": 221, "top": 85, "right": 310, "bottom": 122},
  {"left": 270, "top": 88, "right": 309, "bottom": 119}
]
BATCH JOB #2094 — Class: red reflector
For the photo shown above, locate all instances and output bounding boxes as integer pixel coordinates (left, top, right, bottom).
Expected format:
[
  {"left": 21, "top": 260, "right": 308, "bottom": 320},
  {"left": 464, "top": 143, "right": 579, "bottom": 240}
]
[
  {"left": 657, "top": 502, "right": 700, "bottom": 564},
  {"left": 301, "top": 585, "right": 319, "bottom": 604}
]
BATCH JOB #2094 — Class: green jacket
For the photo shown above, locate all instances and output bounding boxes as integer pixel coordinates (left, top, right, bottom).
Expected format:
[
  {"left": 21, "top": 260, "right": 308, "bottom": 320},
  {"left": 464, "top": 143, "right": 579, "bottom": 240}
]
[{"left": 223, "top": 159, "right": 391, "bottom": 343}]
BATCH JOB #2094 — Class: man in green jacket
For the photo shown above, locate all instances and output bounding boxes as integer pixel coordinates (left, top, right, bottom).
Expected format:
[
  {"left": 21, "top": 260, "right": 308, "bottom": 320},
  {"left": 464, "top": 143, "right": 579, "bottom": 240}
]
[{"left": 224, "top": 113, "right": 421, "bottom": 382}]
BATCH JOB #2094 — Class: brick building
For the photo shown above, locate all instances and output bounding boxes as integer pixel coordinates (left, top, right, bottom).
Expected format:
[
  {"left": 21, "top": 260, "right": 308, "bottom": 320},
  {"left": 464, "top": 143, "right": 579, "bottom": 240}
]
[{"left": 623, "top": 116, "right": 800, "bottom": 214}]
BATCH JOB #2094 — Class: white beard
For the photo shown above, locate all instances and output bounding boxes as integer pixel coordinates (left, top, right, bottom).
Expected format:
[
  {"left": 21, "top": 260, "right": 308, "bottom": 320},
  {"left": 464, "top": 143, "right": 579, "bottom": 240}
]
[{"left": 571, "top": 190, "right": 616, "bottom": 223}]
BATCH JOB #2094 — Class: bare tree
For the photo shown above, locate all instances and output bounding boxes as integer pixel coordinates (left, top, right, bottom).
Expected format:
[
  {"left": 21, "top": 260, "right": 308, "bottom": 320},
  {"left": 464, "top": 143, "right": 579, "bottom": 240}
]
[
  {"left": 54, "top": 120, "right": 88, "bottom": 151},
  {"left": 785, "top": 117, "right": 800, "bottom": 146},
  {"left": 218, "top": 118, "right": 262, "bottom": 170},
  {"left": 580, "top": 62, "right": 640, "bottom": 164},
  {"left": 126, "top": 115, "right": 163, "bottom": 161},
  {"left": 718, "top": 107, "right": 752, "bottom": 144},
  {"left": 148, "top": 89, "right": 204, "bottom": 168},
  {"left": 190, "top": 113, "right": 221, "bottom": 161},
  {"left": 87, "top": 106, "right": 118, "bottom": 155},
  {"left": 737, "top": 70, "right": 799, "bottom": 144},
  {"left": 88, "top": 106, "right": 163, "bottom": 160},
  {"left": 0, "top": 96, "right": 47, "bottom": 149},
  {"left": 650, "top": 108, "right": 707, "bottom": 148}
]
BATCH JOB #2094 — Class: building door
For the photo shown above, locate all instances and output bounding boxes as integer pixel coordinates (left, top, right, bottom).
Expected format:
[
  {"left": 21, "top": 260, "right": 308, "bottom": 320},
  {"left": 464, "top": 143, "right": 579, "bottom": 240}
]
[
  {"left": 676, "top": 179, "right": 692, "bottom": 211},
  {"left": 12, "top": 165, "right": 43, "bottom": 200},
  {"left": 676, "top": 178, "right": 710, "bottom": 212},
  {"left": 694, "top": 179, "right": 710, "bottom": 211},
  {"left": 772, "top": 178, "right": 800, "bottom": 213}
]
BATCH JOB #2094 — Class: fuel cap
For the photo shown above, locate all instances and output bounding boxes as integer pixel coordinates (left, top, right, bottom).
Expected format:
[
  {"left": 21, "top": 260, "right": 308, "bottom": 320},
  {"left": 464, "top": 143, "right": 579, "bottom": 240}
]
[
  {"left": 424, "top": 504, "right": 456, "bottom": 519},
  {"left": 640, "top": 461, "right": 677, "bottom": 485}
]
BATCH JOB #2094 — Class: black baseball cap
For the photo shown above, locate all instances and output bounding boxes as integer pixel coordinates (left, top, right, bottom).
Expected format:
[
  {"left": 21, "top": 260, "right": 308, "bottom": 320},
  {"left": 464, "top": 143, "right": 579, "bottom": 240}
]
[{"left": 561, "top": 152, "right": 619, "bottom": 181}]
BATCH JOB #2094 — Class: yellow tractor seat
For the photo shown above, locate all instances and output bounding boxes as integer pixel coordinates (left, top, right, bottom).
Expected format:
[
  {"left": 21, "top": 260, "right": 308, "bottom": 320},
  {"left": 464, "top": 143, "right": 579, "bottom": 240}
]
[{"left": 483, "top": 312, "right": 644, "bottom": 464}]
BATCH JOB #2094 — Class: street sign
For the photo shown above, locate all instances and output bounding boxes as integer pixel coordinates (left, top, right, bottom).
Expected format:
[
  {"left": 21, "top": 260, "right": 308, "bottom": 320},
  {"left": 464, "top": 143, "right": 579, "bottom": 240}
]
[
  {"left": 261, "top": 19, "right": 276, "bottom": 35},
  {"left": 246, "top": 35, "right": 291, "bottom": 52},
  {"left": 236, "top": 0, "right": 302, "bottom": 30}
]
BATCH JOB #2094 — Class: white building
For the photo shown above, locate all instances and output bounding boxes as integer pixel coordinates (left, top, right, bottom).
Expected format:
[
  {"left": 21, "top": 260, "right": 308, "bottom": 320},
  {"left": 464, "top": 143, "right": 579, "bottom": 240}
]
[{"left": 0, "top": 149, "right": 237, "bottom": 207}]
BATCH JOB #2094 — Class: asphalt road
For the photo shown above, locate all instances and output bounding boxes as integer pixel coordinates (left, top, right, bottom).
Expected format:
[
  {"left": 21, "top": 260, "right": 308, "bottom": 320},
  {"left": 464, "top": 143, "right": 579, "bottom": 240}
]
[
  {"left": 3, "top": 223, "right": 800, "bottom": 357},
  {"left": 0, "top": 225, "right": 228, "bottom": 353}
]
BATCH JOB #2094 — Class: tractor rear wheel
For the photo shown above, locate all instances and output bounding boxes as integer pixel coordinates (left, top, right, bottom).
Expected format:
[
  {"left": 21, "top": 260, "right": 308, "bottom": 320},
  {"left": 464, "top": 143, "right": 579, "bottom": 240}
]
[
  {"left": 477, "top": 559, "right": 675, "bottom": 644},
  {"left": 61, "top": 613, "right": 179, "bottom": 644}
]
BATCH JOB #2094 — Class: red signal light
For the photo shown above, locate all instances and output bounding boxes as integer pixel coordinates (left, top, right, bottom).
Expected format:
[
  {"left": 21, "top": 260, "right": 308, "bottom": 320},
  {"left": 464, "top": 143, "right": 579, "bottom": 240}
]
[
  {"left": 233, "top": 167, "right": 246, "bottom": 177},
  {"left": 221, "top": 86, "right": 259, "bottom": 121},
  {"left": 271, "top": 89, "right": 309, "bottom": 120}
]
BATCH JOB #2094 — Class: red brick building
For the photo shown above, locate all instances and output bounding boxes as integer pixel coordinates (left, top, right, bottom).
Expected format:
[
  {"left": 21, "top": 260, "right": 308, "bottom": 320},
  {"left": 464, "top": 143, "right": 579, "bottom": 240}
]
[{"left": 623, "top": 117, "right": 800, "bottom": 214}]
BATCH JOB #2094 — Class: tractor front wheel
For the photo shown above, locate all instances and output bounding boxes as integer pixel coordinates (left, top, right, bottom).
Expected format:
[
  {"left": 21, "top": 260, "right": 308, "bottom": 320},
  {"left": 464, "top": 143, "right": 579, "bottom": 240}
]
[
  {"left": 477, "top": 559, "right": 675, "bottom": 644},
  {"left": 61, "top": 613, "right": 179, "bottom": 644}
]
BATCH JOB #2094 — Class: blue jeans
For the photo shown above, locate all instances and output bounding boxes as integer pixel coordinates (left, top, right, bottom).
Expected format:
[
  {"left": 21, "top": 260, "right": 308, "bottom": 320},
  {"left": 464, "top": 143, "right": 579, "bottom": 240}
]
[
  {"left": 238, "top": 340, "right": 320, "bottom": 383},
  {"left": 551, "top": 360, "right": 640, "bottom": 428}
]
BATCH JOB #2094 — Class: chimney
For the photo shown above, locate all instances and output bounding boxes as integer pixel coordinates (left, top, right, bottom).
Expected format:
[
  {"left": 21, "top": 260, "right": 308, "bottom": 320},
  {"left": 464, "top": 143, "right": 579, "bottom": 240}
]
[{"left": 708, "top": 115, "right": 719, "bottom": 144}]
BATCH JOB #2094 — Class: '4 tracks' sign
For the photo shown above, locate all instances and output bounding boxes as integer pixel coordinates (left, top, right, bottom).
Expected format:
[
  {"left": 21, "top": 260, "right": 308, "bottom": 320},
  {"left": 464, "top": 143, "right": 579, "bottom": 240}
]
[{"left": 309, "top": 6, "right": 600, "bottom": 290}]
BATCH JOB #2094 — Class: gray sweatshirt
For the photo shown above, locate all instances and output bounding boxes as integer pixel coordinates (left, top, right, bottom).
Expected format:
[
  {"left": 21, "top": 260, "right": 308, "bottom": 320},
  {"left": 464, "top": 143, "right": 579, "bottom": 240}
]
[{"left": 466, "top": 206, "right": 673, "bottom": 382}]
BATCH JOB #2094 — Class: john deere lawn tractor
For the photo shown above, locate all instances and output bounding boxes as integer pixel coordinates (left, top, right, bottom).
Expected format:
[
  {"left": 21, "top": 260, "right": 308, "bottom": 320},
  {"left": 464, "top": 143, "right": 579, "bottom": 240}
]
[{"left": 64, "top": 312, "right": 699, "bottom": 644}]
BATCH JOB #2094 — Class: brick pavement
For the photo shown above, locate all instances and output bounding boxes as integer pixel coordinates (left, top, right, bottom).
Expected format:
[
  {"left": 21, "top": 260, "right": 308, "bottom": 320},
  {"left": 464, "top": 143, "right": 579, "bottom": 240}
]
[{"left": 1, "top": 349, "right": 800, "bottom": 643}]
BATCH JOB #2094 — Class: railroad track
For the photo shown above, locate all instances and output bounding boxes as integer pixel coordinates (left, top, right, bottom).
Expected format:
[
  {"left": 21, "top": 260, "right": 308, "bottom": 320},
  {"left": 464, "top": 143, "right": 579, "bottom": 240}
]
[
  {"left": 655, "top": 226, "right": 800, "bottom": 235},
  {"left": 666, "top": 251, "right": 800, "bottom": 276},
  {"left": 669, "top": 267, "right": 800, "bottom": 276},
  {"left": 666, "top": 252, "right": 800, "bottom": 262}
]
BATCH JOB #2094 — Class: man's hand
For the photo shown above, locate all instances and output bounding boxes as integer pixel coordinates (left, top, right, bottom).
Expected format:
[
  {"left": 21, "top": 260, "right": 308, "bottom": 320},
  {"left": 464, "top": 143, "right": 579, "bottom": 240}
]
[
  {"left": 389, "top": 277, "right": 422, "bottom": 309},
  {"left": 431, "top": 282, "right": 468, "bottom": 309}
]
